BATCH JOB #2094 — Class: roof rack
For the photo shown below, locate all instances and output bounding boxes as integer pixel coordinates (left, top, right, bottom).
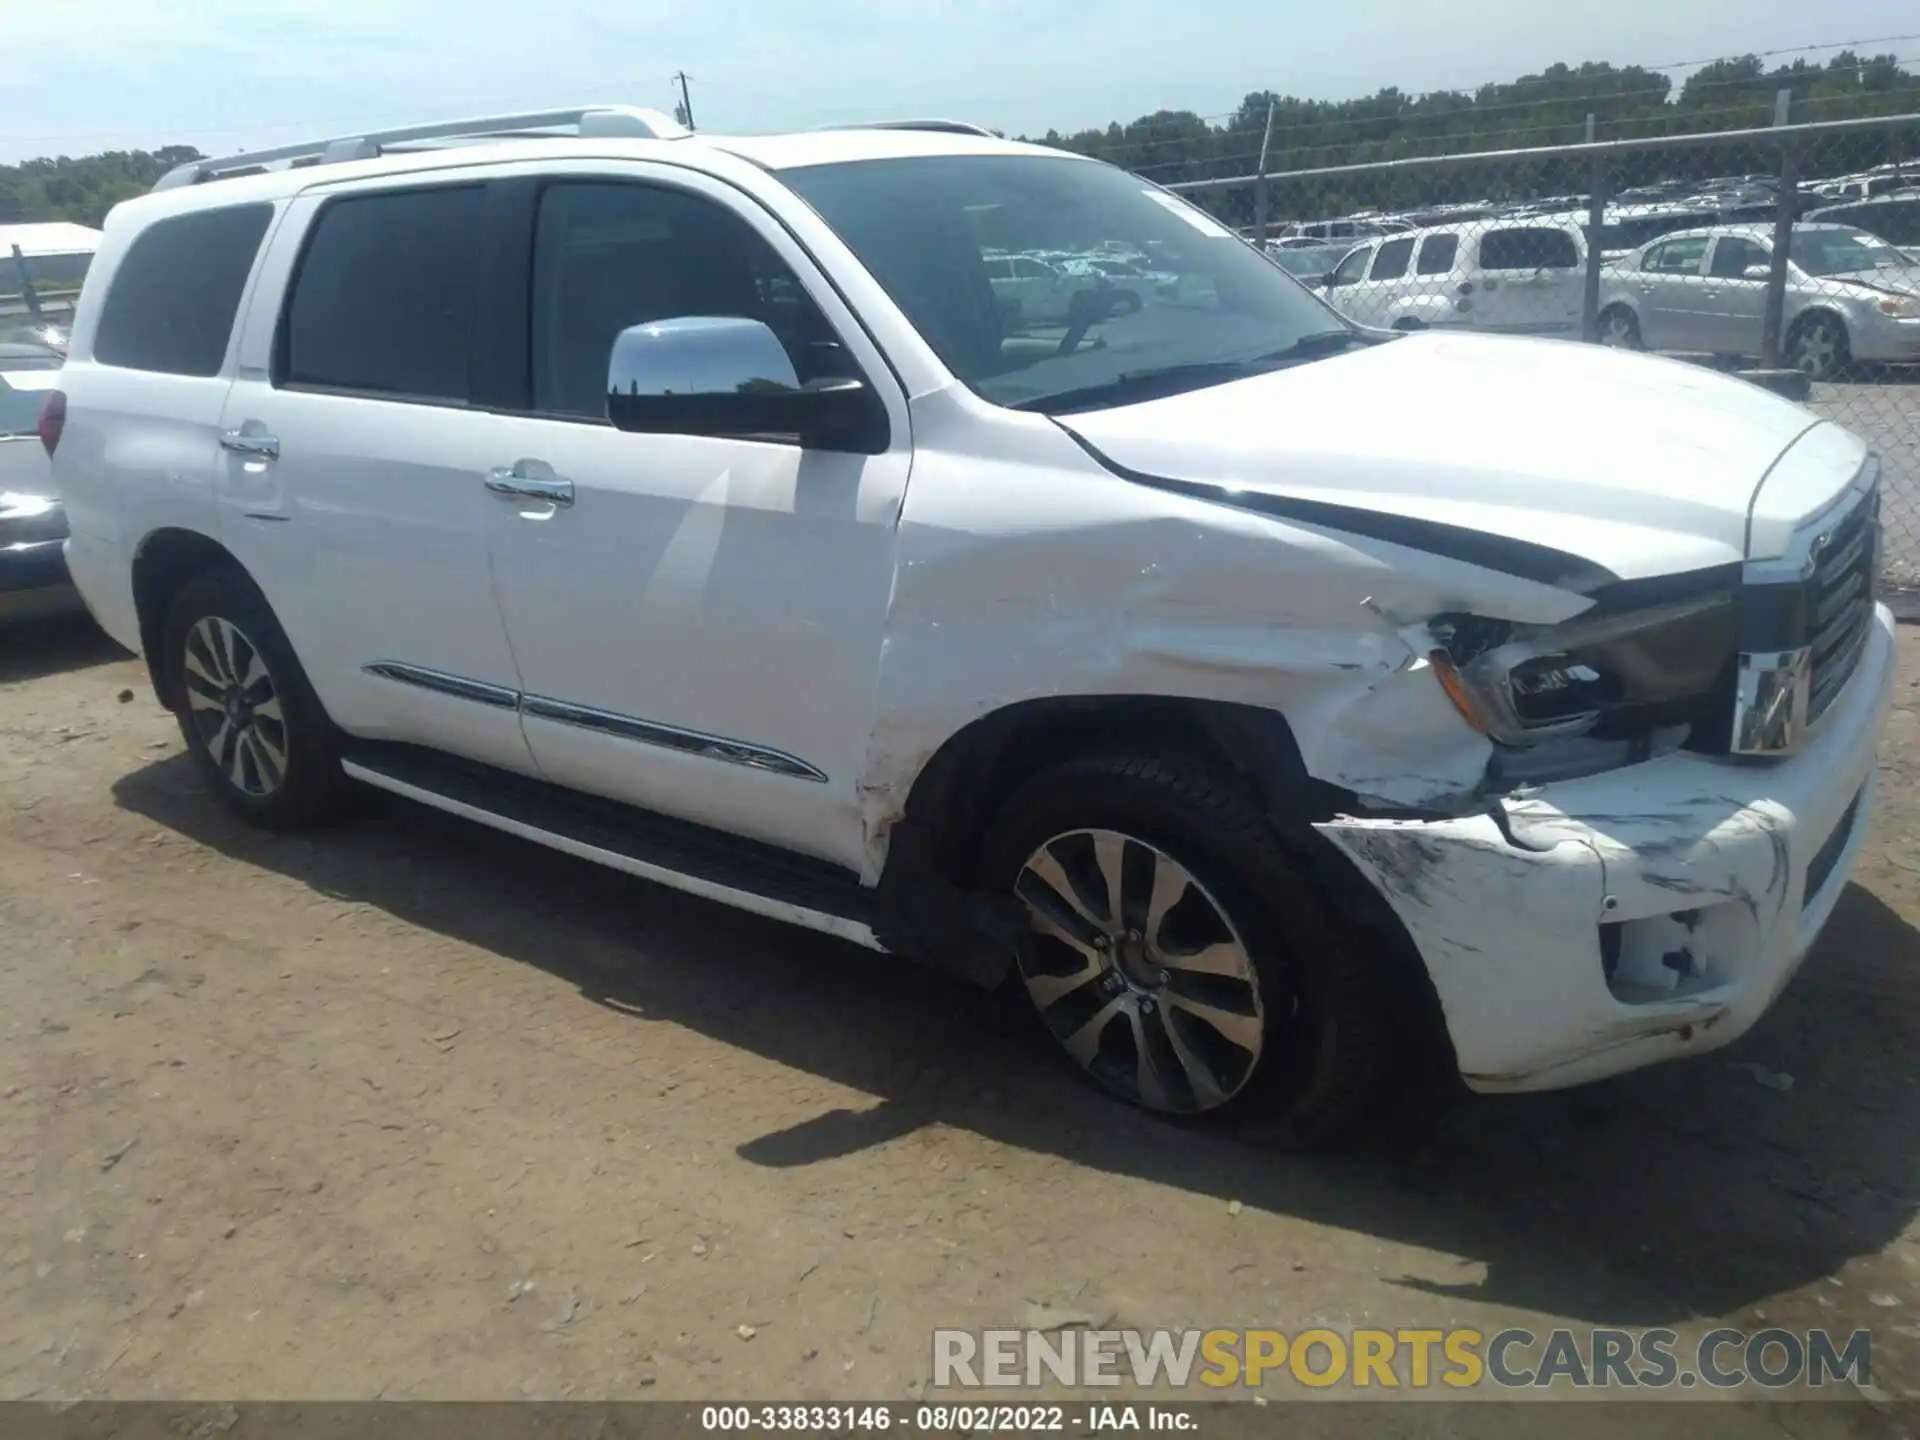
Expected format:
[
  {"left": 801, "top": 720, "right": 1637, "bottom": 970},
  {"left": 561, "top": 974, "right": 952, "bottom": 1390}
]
[
  {"left": 812, "top": 119, "right": 999, "bottom": 138},
  {"left": 151, "top": 105, "right": 691, "bottom": 192}
]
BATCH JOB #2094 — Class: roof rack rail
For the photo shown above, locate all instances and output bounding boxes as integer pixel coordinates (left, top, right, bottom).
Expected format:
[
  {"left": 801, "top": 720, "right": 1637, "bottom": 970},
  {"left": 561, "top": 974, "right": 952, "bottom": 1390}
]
[
  {"left": 151, "top": 105, "right": 690, "bottom": 192},
  {"left": 813, "top": 119, "right": 999, "bottom": 138}
]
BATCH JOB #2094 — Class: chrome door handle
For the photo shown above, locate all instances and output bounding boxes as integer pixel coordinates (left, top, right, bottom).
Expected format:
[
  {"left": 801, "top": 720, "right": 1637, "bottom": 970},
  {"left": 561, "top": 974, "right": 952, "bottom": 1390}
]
[
  {"left": 220, "top": 429, "right": 280, "bottom": 459},
  {"left": 485, "top": 467, "right": 574, "bottom": 508}
]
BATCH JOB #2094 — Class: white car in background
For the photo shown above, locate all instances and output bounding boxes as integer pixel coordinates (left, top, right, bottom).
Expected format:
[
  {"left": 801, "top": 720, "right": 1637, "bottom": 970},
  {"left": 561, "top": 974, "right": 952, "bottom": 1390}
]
[
  {"left": 1319, "top": 221, "right": 1587, "bottom": 335},
  {"left": 1597, "top": 223, "right": 1920, "bottom": 378}
]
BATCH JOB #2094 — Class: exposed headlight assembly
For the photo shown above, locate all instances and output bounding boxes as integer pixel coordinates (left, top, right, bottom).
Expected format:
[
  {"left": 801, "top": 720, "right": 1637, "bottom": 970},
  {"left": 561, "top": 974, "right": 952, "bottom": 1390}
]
[{"left": 1428, "top": 592, "right": 1737, "bottom": 748}]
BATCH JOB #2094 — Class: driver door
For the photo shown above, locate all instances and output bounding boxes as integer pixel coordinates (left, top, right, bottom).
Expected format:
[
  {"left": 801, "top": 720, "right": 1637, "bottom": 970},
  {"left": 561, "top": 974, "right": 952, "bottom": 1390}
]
[
  {"left": 1319, "top": 242, "right": 1378, "bottom": 324},
  {"left": 477, "top": 169, "right": 912, "bottom": 873}
]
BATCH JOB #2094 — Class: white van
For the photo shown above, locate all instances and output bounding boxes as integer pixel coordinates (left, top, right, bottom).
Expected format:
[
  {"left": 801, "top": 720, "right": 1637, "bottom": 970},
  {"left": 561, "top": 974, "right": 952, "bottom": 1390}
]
[
  {"left": 45, "top": 107, "right": 1894, "bottom": 1143},
  {"left": 1320, "top": 221, "right": 1587, "bottom": 335}
]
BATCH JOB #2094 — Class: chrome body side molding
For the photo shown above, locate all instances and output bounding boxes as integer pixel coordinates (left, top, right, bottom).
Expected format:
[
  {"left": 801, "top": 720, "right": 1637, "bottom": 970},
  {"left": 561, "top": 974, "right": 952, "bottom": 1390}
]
[{"left": 363, "top": 662, "right": 829, "bottom": 782}]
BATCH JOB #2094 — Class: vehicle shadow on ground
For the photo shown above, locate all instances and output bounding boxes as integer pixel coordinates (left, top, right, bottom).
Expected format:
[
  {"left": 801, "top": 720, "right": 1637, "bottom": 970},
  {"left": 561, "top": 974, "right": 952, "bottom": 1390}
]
[
  {"left": 114, "top": 755, "right": 1920, "bottom": 1328},
  {"left": 0, "top": 613, "right": 128, "bottom": 684}
]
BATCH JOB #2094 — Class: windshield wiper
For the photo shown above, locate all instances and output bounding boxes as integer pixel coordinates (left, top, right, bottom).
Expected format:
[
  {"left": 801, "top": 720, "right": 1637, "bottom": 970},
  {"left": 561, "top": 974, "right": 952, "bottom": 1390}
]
[
  {"left": 1010, "top": 360, "right": 1274, "bottom": 414},
  {"left": 1010, "top": 330, "right": 1367, "bottom": 415},
  {"left": 1252, "top": 329, "right": 1369, "bottom": 363}
]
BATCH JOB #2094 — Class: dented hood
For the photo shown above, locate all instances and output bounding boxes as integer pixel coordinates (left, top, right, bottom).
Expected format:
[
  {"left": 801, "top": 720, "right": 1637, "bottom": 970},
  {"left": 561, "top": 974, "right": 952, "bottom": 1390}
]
[{"left": 1054, "top": 332, "right": 1853, "bottom": 587}]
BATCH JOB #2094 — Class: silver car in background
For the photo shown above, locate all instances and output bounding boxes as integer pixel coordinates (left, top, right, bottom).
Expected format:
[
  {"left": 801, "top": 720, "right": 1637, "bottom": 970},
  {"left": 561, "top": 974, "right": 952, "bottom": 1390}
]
[
  {"left": 1597, "top": 222, "right": 1920, "bottom": 378},
  {"left": 0, "top": 340, "right": 78, "bottom": 621}
]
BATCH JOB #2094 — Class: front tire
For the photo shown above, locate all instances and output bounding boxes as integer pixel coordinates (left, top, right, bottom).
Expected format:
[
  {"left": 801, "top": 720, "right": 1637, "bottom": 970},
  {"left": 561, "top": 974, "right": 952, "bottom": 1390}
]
[
  {"left": 163, "top": 569, "right": 352, "bottom": 828},
  {"left": 1787, "top": 312, "right": 1850, "bottom": 380},
  {"left": 979, "top": 752, "right": 1398, "bottom": 1147},
  {"left": 1598, "top": 305, "right": 1641, "bottom": 350}
]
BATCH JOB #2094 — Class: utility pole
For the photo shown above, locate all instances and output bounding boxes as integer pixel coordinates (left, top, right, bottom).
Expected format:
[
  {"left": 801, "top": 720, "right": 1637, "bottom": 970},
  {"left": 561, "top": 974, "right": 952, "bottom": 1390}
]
[
  {"left": 673, "top": 71, "right": 696, "bottom": 131},
  {"left": 1252, "top": 100, "right": 1277, "bottom": 245}
]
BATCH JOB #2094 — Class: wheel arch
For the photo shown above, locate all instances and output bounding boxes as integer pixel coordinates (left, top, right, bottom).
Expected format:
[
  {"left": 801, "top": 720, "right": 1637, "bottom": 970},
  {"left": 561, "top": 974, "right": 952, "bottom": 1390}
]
[
  {"left": 131, "top": 527, "right": 250, "bottom": 708},
  {"left": 870, "top": 693, "right": 1457, "bottom": 1083}
]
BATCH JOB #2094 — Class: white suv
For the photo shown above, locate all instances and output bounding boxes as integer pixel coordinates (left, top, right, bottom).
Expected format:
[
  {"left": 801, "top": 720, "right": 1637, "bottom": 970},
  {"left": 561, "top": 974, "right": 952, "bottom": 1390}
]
[
  {"left": 1321, "top": 221, "right": 1588, "bottom": 335},
  {"left": 48, "top": 107, "right": 1895, "bottom": 1144}
]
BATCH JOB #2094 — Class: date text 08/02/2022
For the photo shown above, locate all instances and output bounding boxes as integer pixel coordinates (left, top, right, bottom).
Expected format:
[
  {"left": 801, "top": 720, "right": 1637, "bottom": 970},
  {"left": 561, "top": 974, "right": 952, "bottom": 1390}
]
[{"left": 699, "top": 1404, "right": 1190, "bottom": 1431}]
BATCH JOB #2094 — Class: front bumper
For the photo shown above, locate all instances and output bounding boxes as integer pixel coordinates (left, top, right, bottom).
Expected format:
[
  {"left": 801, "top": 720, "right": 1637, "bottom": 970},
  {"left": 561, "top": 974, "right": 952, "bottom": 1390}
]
[
  {"left": 1318, "top": 603, "right": 1897, "bottom": 1092},
  {"left": 1851, "top": 313, "right": 1920, "bottom": 363}
]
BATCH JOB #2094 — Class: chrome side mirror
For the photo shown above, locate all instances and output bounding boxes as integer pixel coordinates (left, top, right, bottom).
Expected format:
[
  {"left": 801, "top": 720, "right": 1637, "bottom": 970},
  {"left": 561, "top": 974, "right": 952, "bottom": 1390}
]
[{"left": 605, "top": 316, "right": 882, "bottom": 451}]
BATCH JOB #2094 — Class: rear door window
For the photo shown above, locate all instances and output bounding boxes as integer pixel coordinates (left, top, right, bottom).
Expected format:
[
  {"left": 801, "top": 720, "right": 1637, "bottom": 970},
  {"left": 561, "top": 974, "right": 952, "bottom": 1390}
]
[
  {"left": 1644, "top": 235, "right": 1710, "bottom": 274},
  {"left": 93, "top": 204, "right": 273, "bottom": 376},
  {"left": 1477, "top": 227, "right": 1579, "bottom": 270},
  {"left": 1415, "top": 233, "right": 1459, "bottom": 274},
  {"left": 1368, "top": 237, "right": 1414, "bottom": 281},
  {"left": 280, "top": 185, "right": 484, "bottom": 403}
]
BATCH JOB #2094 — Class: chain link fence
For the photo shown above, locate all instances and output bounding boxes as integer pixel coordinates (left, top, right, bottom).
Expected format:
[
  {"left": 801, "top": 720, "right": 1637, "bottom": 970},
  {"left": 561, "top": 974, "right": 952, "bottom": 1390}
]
[{"left": 1167, "top": 109, "right": 1920, "bottom": 608}]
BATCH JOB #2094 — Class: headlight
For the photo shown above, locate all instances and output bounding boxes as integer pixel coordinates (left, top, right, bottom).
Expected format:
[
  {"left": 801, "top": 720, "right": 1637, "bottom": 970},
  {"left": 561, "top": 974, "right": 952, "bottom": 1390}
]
[
  {"left": 1876, "top": 294, "right": 1920, "bottom": 318},
  {"left": 1429, "top": 592, "right": 1737, "bottom": 747}
]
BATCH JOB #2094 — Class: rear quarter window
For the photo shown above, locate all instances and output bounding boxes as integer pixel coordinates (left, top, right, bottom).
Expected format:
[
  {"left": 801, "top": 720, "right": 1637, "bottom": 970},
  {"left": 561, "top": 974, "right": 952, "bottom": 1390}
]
[
  {"left": 93, "top": 204, "right": 273, "bottom": 376},
  {"left": 1477, "top": 227, "right": 1580, "bottom": 270}
]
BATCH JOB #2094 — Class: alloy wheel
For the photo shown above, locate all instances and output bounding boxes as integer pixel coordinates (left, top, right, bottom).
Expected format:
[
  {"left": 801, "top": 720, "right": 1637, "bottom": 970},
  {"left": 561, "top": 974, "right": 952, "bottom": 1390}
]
[
  {"left": 1013, "top": 828, "right": 1267, "bottom": 1114},
  {"left": 183, "top": 616, "right": 289, "bottom": 797},
  {"left": 1790, "top": 320, "right": 1842, "bottom": 379},
  {"left": 1600, "top": 312, "right": 1638, "bottom": 348}
]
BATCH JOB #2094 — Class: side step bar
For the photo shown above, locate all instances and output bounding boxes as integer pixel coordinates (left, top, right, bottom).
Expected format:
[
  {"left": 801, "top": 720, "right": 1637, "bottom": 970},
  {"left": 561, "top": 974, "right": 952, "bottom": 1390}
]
[{"left": 340, "top": 742, "right": 884, "bottom": 951}]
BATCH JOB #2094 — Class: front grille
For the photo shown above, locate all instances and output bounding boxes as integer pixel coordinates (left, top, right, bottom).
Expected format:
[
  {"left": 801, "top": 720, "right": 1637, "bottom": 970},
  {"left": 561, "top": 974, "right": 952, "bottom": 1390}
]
[{"left": 1806, "top": 485, "right": 1879, "bottom": 724}]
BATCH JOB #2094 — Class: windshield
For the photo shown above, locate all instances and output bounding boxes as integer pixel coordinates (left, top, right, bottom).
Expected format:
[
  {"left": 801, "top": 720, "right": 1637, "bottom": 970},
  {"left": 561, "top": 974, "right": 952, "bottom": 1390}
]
[
  {"left": 1791, "top": 228, "right": 1911, "bottom": 276},
  {"left": 781, "top": 154, "right": 1345, "bottom": 411}
]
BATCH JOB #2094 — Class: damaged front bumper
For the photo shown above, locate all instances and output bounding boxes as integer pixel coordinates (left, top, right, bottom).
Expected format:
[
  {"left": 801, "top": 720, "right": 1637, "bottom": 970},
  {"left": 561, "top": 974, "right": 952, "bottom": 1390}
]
[{"left": 1316, "top": 603, "right": 1898, "bottom": 1093}]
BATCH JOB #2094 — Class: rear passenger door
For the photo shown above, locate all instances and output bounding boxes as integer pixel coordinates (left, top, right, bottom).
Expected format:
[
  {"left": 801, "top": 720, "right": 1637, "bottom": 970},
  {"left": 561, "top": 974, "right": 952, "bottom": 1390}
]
[
  {"left": 1468, "top": 226, "right": 1583, "bottom": 335},
  {"left": 1345, "top": 235, "right": 1414, "bottom": 326},
  {"left": 216, "top": 180, "right": 537, "bottom": 775}
]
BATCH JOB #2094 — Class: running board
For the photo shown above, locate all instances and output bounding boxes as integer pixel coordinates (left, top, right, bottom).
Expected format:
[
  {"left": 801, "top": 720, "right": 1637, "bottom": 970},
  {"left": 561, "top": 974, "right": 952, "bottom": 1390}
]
[{"left": 339, "top": 742, "right": 884, "bottom": 951}]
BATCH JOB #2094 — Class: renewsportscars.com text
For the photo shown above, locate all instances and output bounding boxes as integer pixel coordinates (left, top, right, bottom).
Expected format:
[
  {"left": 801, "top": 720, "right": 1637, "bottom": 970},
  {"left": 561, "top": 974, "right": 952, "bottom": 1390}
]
[{"left": 931, "top": 1326, "right": 1873, "bottom": 1391}]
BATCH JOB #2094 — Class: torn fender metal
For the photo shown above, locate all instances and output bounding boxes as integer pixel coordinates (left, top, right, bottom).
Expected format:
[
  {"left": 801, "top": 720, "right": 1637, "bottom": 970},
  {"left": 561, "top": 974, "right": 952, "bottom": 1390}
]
[{"left": 854, "top": 405, "right": 1580, "bottom": 876}]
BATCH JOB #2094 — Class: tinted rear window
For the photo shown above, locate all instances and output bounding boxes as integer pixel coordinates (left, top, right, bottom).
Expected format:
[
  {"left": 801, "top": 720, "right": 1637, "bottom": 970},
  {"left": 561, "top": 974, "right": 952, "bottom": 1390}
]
[
  {"left": 1478, "top": 228, "right": 1579, "bottom": 269},
  {"left": 1415, "top": 233, "right": 1459, "bottom": 274},
  {"left": 1369, "top": 237, "right": 1414, "bottom": 281},
  {"left": 94, "top": 204, "right": 272, "bottom": 376},
  {"left": 281, "top": 186, "right": 483, "bottom": 402}
]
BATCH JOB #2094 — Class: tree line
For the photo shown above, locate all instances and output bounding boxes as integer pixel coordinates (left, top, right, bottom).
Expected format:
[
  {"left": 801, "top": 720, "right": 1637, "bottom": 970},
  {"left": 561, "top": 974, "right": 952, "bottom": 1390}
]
[{"left": 1024, "top": 51, "right": 1920, "bottom": 224}]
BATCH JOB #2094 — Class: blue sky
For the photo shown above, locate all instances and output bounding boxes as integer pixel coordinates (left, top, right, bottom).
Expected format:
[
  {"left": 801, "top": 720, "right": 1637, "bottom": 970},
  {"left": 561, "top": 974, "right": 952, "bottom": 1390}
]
[{"left": 3, "top": 0, "right": 1916, "bottom": 163}]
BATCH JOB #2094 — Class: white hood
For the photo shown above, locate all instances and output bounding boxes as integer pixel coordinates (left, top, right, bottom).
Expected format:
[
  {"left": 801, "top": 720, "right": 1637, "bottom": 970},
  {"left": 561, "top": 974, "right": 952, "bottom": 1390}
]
[{"left": 1054, "top": 332, "right": 1860, "bottom": 585}]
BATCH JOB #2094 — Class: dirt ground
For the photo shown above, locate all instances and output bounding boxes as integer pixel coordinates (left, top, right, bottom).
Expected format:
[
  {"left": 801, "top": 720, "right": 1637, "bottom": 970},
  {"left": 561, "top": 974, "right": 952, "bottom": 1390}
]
[{"left": 6, "top": 613, "right": 1920, "bottom": 1431}]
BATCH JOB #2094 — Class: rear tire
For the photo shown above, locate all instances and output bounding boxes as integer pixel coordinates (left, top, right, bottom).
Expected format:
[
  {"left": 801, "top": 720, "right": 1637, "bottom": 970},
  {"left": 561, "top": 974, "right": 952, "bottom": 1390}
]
[
  {"left": 1787, "top": 312, "right": 1850, "bottom": 381},
  {"left": 1598, "top": 304, "right": 1641, "bottom": 350},
  {"left": 978, "top": 752, "right": 1403, "bottom": 1148},
  {"left": 163, "top": 568, "right": 353, "bottom": 829}
]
